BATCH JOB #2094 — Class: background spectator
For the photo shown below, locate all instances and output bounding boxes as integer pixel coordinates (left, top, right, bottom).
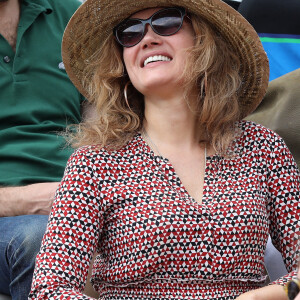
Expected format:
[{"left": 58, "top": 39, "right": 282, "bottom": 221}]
[{"left": 0, "top": 0, "right": 84, "bottom": 298}]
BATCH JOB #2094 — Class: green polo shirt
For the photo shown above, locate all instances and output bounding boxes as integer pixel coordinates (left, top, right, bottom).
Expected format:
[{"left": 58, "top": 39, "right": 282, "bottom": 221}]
[{"left": 0, "top": 0, "right": 84, "bottom": 186}]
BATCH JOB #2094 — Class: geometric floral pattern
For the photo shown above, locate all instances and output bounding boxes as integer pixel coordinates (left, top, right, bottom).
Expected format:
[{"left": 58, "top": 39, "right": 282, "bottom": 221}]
[{"left": 30, "top": 121, "right": 300, "bottom": 299}]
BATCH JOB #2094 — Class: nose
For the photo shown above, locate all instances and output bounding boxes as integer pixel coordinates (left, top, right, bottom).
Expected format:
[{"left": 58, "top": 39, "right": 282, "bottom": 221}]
[{"left": 140, "top": 24, "right": 162, "bottom": 49}]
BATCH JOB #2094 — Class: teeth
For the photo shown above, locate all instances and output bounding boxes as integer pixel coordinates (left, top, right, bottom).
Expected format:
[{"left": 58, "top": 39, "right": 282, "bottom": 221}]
[{"left": 144, "top": 55, "right": 171, "bottom": 67}]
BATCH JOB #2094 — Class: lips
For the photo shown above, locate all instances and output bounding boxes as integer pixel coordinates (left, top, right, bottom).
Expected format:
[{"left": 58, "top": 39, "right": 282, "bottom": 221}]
[{"left": 143, "top": 55, "right": 172, "bottom": 67}]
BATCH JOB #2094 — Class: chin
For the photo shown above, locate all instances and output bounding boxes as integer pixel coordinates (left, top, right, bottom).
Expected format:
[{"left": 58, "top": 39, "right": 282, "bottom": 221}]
[{"left": 137, "top": 77, "right": 178, "bottom": 92}]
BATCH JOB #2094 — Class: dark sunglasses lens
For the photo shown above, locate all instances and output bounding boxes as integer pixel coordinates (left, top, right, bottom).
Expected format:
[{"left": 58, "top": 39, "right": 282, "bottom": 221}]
[
  {"left": 117, "top": 19, "right": 144, "bottom": 47},
  {"left": 152, "top": 8, "right": 183, "bottom": 35},
  {"left": 288, "top": 281, "right": 300, "bottom": 300}
]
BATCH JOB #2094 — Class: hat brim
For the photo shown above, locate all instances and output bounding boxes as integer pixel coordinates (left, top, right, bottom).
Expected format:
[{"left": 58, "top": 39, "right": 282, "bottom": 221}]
[{"left": 62, "top": 0, "right": 269, "bottom": 119}]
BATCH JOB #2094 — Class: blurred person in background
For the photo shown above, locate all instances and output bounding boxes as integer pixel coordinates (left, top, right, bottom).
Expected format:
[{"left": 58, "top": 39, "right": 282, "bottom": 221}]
[{"left": 0, "top": 0, "right": 84, "bottom": 298}]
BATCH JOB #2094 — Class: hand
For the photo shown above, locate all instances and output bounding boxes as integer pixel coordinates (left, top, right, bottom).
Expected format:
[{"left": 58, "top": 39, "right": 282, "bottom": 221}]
[{"left": 0, "top": 182, "right": 60, "bottom": 216}]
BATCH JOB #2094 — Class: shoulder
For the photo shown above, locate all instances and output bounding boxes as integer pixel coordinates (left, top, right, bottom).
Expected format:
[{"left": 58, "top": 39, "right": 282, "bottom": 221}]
[
  {"left": 42, "top": 0, "right": 82, "bottom": 17},
  {"left": 236, "top": 120, "right": 290, "bottom": 155},
  {"left": 68, "top": 133, "right": 143, "bottom": 169},
  {"left": 238, "top": 120, "right": 284, "bottom": 144},
  {"left": 231, "top": 121, "right": 299, "bottom": 174},
  {"left": 69, "top": 145, "right": 111, "bottom": 167},
  {"left": 53, "top": 0, "right": 82, "bottom": 11}
]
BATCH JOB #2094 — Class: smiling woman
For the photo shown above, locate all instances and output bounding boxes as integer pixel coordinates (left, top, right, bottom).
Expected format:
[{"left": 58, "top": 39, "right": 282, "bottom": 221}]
[{"left": 29, "top": 0, "right": 300, "bottom": 299}]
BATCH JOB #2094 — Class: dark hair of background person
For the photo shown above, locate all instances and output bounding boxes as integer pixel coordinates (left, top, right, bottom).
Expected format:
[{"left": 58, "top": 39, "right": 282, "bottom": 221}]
[
  {"left": 223, "top": 0, "right": 241, "bottom": 10},
  {"left": 237, "top": 0, "right": 300, "bottom": 34}
]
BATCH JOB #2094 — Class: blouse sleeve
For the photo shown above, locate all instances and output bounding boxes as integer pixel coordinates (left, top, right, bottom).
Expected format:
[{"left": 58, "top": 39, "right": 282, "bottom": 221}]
[
  {"left": 29, "top": 148, "right": 103, "bottom": 299},
  {"left": 266, "top": 132, "right": 300, "bottom": 285}
]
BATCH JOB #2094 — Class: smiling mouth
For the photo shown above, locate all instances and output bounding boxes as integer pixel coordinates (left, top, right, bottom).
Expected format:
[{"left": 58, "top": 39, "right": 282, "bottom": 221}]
[{"left": 143, "top": 55, "right": 172, "bottom": 67}]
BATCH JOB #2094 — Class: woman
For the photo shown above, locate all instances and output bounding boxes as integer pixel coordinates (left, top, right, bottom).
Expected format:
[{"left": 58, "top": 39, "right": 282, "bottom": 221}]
[{"left": 29, "top": 0, "right": 300, "bottom": 299}]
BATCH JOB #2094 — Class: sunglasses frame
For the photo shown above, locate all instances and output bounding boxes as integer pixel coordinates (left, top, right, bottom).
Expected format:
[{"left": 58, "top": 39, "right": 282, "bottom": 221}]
[
  {"left": 113, "top": 7, "right": 187, "bottom": 48},
  {"left": 284, "top": 278, "right": 300, "bottom": 300}
]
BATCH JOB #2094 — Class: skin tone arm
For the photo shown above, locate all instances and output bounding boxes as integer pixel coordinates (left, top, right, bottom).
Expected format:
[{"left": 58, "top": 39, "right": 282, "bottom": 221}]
[
  {"left": 235, "top": 284, "right": 287, "bottom": 300},
  {"left": 238, "top": 265, "right": 300, "bottom": 300},
  {"left": 0, "top": 182, "right": 60, "bottom": 217}
]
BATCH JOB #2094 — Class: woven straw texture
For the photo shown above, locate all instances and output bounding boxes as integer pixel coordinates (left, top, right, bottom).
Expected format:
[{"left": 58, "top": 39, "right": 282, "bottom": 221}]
[{"left": 62, "top": 0, "right": 269, "bottom": 119}]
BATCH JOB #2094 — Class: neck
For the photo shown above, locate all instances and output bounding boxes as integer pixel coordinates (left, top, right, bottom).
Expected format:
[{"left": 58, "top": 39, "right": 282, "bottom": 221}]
[
  {"left": 0, "top": 0, "right": 20, "bottom": 51},
  {"left": 0, "top": 0, "right": 19, "bottom": 19},
  {"left": 143, "top": 92, "right": 204, "bottom": 150}
]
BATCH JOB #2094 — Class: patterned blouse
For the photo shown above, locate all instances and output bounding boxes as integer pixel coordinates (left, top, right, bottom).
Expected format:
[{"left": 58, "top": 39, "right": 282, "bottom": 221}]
[{"left": 30, "top": 121, "right": 300, "bottom": 300}]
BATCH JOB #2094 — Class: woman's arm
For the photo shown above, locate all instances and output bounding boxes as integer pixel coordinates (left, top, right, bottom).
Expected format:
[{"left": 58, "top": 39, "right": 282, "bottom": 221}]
[
  {"left": 29, "top": 148, "right": 102, "bottom": 299},
  {"left": 266, "top": 134, "right": 300, "bottom": 284},
  {"left": 238, "top": 132, "right": 299, "bottom": 300}
]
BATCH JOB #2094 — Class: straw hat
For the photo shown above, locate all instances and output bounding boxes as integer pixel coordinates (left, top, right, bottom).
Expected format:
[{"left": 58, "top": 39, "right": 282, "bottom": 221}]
[{"left": 62, "top": 0, "right": 269, "bottom": 119}]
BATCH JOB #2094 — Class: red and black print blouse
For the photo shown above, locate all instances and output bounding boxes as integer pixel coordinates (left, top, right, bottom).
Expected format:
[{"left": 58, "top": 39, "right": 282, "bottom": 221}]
[{"left": 30, "top": 121, "right": 300, "bottom": 299}]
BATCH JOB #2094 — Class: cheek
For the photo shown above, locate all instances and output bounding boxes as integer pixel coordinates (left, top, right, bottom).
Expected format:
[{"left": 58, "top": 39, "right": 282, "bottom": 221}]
[
  {"left": 123, "top": 48, "right": 135, "bottom": 75},
  {"left": 123, "top": 48, "right": 142, "bottom": 91},
  {"left": 181, "top": 33, "right": 195, "bottom": 48},
  {"left": 123, "top": 49, "right": 129, "bottom": 69},
  {"left": 180, "top": 22, "right": 196, "bottom": 47}
]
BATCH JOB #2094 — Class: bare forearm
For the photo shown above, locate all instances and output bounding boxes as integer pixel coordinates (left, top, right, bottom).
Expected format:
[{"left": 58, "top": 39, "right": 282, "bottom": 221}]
[
  {"left": 0, "top": 182, "right": 59, "bottom": 217},
  {"left": 236, "top": 284, "right": 287, "bottom": 300},
  {"left": 0, "top": 186, "right": 25, "bottom": 216}
]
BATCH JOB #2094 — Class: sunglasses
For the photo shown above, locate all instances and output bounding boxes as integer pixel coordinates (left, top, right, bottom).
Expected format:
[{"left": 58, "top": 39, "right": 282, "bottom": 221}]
[
  {"left": 284, "top": 279, "right": 300, "bottom": 300},
  {"left": 113, "top": 7, "right": 187, "bottom": 48}
]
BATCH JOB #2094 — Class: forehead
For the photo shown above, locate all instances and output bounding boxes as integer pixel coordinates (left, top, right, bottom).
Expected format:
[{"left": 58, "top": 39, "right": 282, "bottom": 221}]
[{"left": 130, "top": 7, "right": 164, "bottom": 19}]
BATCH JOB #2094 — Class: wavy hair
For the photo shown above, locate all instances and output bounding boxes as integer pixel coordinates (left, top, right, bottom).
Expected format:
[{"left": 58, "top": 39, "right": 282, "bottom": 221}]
[{"left": 68, "top": 11, "right": 242, "bottom": 154}]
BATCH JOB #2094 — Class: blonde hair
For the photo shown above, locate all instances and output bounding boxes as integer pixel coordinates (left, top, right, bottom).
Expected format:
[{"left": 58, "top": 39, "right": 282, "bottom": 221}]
[{"left": 68, "top": 11, "right": 242, "bottom": 154}]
